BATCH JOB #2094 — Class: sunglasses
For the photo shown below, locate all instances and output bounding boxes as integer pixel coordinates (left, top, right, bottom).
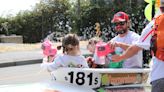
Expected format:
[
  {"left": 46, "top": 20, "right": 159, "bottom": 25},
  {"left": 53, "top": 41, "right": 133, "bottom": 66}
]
[{"left": 113, "top": 21, "right": 126, "bottom": 26}]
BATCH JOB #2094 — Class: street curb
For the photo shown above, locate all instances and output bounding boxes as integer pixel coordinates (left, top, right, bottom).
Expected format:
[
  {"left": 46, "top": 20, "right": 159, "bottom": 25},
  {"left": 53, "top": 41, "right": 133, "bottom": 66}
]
[
  {"left": 0, "top": 59, "right": 42, "bottom": 68},
  {"left": 0, "top": 54, "right": 92, "bottom": 68}
]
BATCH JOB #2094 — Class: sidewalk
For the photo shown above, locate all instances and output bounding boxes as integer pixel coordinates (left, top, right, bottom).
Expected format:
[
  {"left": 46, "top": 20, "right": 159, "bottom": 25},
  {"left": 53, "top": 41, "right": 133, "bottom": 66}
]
[
  {"left": 0, "top": 50, "right": 43, "bottom": 68},
  {"left": 0, "top": 43, "right": 91, "bottom": 68}
]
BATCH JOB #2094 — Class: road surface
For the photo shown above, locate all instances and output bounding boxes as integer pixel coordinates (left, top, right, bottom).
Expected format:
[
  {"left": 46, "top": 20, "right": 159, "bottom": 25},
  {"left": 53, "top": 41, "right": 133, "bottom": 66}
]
[{"left": 0, "top": 64, "right": 50, "bottom": 85}]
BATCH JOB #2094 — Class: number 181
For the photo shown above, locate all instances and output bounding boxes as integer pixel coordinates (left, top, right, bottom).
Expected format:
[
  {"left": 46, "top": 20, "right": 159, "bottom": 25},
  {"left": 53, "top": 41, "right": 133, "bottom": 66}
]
[{"left": 68, "top": 71, "right": 98, "bottom": 85}]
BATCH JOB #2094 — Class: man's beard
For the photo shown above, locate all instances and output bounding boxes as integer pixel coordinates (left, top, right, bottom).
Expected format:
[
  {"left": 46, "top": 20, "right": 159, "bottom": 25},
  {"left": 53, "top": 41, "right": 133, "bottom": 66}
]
[{"left": 116, "top": 29, "right": 128, "bottom": 34}]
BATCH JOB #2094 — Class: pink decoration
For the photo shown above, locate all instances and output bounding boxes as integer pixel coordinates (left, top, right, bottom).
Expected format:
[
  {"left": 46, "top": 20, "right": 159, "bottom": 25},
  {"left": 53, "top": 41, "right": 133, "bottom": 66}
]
[
  {"left": 42, "top": 40, "right": 57, "bottom": 56},
  {"left": 96, "top": 42, "right": 114, "bottom": 57}
]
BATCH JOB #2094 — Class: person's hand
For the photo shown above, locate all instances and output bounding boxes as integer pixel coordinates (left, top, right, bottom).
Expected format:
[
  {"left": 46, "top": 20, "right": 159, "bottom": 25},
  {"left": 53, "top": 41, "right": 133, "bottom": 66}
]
[
  {"left": 42, "top": 57, "right": 49, "bottom": 63},
  {"left": 86, "top": 56, "right": 95, "bottom": 68},
  {"left": 107, "top": 41, "right": 120, "bottom": 50},
  {"left": 86, "top": 56, "right": 93, "bottom": 62},
  {"left": 111, "top": 54, "right": 124, "bottom": 62}
]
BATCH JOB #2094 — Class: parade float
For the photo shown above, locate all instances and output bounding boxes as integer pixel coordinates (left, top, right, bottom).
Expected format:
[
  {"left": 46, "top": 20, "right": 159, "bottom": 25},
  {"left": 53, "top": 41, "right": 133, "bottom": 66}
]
[{"left": 51, "top": 68, "right": 151, "bottom": 92}]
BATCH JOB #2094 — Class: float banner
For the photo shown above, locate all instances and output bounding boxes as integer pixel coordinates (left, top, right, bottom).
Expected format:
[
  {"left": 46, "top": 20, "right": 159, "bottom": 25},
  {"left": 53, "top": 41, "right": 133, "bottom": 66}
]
[{"left": 101, "top": 73, "right": 148, "bottom": 86}]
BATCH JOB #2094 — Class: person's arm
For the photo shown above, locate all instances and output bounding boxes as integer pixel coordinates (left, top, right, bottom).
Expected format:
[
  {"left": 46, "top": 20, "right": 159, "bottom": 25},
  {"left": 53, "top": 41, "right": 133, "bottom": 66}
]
[
  {"left": 41, "top": 56, "right": 62, "bottom": 72},
  {"left": 117, "top": 42, "right": 131, "bottom": 50},
  {"left": 108, "top": 41, "right": 130, "bottom": 51},
  {"left": 111, "top": 45, "right": 143, "bottom": 62},
  {"left": 81, "top": 56, "right": 89, "bottom": 68}
]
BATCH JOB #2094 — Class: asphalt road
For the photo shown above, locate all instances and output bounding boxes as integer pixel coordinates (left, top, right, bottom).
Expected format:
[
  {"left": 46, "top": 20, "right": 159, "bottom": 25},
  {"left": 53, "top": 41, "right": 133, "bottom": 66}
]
[{"left": 0, "top": 64, "right": 50, "bottom": 85}]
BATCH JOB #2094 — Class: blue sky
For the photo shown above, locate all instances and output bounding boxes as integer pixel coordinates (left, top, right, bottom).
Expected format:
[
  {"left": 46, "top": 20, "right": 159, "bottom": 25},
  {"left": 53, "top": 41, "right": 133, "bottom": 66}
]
[{"left": 0, "top": 0, "right": 40, "bottom": 17}]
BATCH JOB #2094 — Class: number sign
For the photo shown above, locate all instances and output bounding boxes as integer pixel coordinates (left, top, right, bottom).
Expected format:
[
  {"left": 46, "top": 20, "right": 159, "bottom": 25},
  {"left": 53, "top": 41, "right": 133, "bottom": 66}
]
[{"left": 51, "top": 68, "right": 101, "bottom": 88}]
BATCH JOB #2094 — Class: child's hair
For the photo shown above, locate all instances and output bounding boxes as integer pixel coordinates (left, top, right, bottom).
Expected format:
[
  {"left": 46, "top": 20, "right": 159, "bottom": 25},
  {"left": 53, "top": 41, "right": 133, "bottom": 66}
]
[
  {"left": 88, "top": 37, "right": 101, "bottom": 45},
  {"left": 87, "top": 37, "right": 102, "bottom": 52},
  {"left": 57, "top": 34, "right": 79, "bottom": 54}
]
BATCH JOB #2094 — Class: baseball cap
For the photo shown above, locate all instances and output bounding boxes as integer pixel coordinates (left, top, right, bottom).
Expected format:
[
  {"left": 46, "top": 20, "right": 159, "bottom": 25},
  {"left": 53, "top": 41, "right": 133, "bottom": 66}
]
[
  {"left": 160, "top": 0, "right": 164, "bottom": 7},
  {"left": 111, "top": 11, "right": 129, "bottom": 23}
]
